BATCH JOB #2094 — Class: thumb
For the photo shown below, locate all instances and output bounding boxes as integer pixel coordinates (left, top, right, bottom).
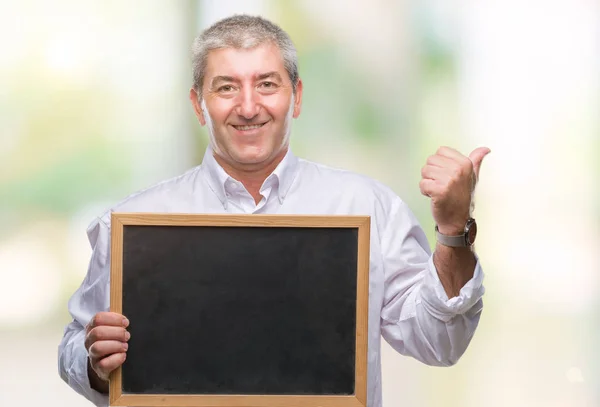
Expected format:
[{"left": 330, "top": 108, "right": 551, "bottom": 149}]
[{"left": 468, "top": 146, "right": 491, "bottom": 180}]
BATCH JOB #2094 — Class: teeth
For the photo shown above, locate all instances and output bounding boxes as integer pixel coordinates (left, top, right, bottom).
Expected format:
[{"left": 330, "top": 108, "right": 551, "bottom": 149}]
[{"left": 235, "top": 124, "right": 263, "bottom": 131}]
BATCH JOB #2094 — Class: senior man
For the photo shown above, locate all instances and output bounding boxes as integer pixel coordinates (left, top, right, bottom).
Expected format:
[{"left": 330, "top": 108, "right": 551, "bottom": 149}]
[{"left": 59, "top": 14, "right": 489, "bottom": 407}]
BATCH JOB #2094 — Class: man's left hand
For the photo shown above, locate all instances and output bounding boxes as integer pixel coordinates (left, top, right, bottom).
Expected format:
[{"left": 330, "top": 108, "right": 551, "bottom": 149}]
[{"left": 419, "top": 146, "right": 491, "bottom": 235}]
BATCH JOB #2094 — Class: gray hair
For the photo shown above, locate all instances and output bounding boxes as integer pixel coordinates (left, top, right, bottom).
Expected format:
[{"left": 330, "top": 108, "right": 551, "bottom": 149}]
[{"left": 192, "top": 15, "right": 299, "bottom": 96}]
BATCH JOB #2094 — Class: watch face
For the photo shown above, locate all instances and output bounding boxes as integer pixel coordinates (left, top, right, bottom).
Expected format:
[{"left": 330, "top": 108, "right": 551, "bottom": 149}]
[{"left": 466, "top": 220, "right": 477, "bottom": 245}]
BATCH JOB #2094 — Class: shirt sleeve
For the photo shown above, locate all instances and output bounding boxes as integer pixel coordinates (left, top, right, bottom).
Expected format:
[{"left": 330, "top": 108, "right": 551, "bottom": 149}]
[
  {"left": 57, "top": 217, "right": 111, "bottom": 406},
  {"left": 379, "top": 197, "right": 485, "bottom": 366}
]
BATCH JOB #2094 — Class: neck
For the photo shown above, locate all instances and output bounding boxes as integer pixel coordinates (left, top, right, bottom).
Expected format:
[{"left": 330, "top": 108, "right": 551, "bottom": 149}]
[{"left": 213, "top": 148, "right": 288, "bottom": 204}]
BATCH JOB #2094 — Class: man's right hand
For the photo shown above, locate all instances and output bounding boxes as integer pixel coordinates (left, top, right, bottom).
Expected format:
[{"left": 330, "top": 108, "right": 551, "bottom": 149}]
[{"left": 84, "top": 312, "right": 130, "bottom": 393}]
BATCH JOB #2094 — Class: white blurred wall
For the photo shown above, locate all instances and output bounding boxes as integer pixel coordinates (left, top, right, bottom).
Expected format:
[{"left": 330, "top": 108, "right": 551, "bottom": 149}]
[{"left": 1, "top": 1, "right": 598, "bottom": 406}]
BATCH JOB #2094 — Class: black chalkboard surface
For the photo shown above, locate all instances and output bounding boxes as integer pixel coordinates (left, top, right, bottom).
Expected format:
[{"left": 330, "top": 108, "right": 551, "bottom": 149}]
[{"left": 109, "top": 213, "right": 370, "bottom": 407}]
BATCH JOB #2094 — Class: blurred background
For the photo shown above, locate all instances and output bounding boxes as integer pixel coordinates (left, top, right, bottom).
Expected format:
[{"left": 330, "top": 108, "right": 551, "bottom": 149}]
[{"left": 1, "top": 0, "right": 598, "bottom": 406}]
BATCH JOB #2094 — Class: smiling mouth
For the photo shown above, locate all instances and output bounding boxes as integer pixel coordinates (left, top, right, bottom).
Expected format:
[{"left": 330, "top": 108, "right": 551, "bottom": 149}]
[{"left": 232, "top": 122, "right": 267, "bottom": 131}]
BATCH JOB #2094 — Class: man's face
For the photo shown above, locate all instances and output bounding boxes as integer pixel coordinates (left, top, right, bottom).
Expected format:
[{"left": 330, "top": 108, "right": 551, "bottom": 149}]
[{"left": 190, "top": 43, "right": 303, "bottom": 171}]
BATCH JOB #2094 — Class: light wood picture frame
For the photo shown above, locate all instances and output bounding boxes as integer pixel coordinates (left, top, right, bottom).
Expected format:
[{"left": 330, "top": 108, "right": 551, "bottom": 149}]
[{"left": 109, "top": 213, "right": 370, "bottom": 407}]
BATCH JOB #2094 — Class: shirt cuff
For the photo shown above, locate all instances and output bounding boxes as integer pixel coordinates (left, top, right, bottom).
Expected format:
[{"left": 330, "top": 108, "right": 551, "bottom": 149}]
[
  {"left": 419, "top": 254, "right": 485, "bottom": 322},
  {"left": 66, "top": 330, "right": 110, "bottom": 407}
]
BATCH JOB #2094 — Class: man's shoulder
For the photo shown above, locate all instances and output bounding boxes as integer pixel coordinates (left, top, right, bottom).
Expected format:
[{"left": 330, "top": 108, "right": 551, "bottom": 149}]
[
  {"left": 94, "top": 165, "right": 204, "bottom": 226},
  {"left": 295, "top": 158, "right": 418, "bottom": 236},
  {"left": 297, "top": 158, "right": 400, "bottom": 200}
]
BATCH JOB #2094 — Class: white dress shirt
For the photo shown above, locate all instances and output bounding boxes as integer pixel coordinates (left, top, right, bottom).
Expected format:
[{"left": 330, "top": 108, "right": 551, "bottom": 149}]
[{"left": 58, "top": 146, "right": 485, "bottom": 407}]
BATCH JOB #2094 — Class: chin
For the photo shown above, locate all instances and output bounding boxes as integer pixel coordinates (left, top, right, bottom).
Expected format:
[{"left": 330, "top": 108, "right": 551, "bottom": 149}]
[
  {"left": 235, "top": 140, "right": 287, "bottom": 162},
  {"left": 231, "top": 146, "right": 272, "bottom": 165}
]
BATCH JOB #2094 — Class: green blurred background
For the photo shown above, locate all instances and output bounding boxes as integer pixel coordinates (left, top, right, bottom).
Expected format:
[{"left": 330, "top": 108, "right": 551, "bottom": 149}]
[{"left": 1, "top": 1, "right": 599, "bottom": 406}]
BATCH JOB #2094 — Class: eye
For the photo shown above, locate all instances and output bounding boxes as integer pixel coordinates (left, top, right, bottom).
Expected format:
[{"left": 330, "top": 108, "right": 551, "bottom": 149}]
[
  {"left": 217, "top": 85, "right": 235, "bottom": 93},
  {"left": 260, "top": 81, "right": 277, "bottom": 89}
]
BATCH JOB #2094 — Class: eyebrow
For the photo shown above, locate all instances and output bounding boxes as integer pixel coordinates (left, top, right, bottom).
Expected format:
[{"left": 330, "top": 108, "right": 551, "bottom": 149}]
[
  {"left": 210, "top": 76, "right": 236, "bottom": 87},
  {"left": 256, "top": 72, "right": 283, "bottom": 82},
  {"left": 209, "top": 72, "right": 284, "bottom": 88}
]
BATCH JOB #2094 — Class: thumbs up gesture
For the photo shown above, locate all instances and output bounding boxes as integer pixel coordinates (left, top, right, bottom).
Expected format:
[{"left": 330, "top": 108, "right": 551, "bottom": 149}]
[{"left": 419, "top": 146, "right": 490, "bottom": 235}]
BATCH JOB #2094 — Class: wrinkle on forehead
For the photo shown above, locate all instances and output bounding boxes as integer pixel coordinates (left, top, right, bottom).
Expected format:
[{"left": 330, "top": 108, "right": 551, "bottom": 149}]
[{"left": 204, "top": 43, "right": 288, "bottom": 86}]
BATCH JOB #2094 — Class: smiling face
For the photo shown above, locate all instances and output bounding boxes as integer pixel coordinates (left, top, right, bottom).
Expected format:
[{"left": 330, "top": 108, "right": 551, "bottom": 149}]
[{"left": 190, "top": 42, "right": 303, "bottom": 173}]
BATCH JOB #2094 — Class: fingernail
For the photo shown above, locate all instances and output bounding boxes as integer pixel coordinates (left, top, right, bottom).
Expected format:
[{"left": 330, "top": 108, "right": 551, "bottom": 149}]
[
  {"left": 122, "top": 318, "right": 129, "bottom": 327},
  {"left": 125, "top": 332, "right": 131, "bottom": 341},
  {"left": 123, "top": 343, "right": 129, "bottom": 351}
]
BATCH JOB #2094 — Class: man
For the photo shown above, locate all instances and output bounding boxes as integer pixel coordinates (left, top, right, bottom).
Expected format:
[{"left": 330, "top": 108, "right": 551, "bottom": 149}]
[{"left": 58, "top": 14, "right": 489, "bottom": 407}]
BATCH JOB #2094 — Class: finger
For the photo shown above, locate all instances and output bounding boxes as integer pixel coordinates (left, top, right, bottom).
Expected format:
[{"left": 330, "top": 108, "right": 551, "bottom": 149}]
[
  {"left": 419, "top": 179, "right": 443, "bottom": 198},
  {"left": 92, "top": 352, "right": 127, "bottom": 379},
  {"left": 85, "top": 326, "right": 130, "bottom": 350},
  {"left": 87, "top": 312, "right": 129, "bottom": 331},
  {"left": 421, "top": 165, "right": 451, "bottom": 181},
  {"left": 426, "top": 154, "right": 459, "bottom": 169},
  {"left": 88, "top": 340, "right": 129, "bottom": 360},
  {"left": 436, "top": 146, "right": 468, "bottom": 162},
  {"left": 468, "top": 147, "right": 491, "bottom": 180}
]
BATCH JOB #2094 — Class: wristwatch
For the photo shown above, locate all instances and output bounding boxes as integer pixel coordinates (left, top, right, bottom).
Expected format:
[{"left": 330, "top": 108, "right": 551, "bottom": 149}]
[{"left": 435, "top": 218, "right": 477, "bottom": 247}]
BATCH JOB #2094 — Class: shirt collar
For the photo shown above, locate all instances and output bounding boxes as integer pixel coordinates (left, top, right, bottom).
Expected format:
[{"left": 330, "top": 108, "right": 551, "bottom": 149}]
[{"left": 201, "top": 146, "right": 299, "bottom": 207}]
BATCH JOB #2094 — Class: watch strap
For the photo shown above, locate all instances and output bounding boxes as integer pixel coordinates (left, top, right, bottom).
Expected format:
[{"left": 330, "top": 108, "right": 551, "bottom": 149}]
[{"left": 435, "top": 225, "right": 468, "bottom": 247}]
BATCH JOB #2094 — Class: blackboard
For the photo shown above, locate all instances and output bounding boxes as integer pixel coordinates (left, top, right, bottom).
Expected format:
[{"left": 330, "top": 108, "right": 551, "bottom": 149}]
[{"left": 109, "top": 213, "right": 370, "bottom": 407}]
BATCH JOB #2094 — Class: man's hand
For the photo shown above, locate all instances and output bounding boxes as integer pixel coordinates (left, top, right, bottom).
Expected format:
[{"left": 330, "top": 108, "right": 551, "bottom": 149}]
[
  {"left": 84, "top": 312, "right": 130, "bottom": 392},
  {"left": 419, "top": 146, "right": 490, "bottom": 235},
  {"left": 419, "top": 146, "right": 490, "bottom": 298}
]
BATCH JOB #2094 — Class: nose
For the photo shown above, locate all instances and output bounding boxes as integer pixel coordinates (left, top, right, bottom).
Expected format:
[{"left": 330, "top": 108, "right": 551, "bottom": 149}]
[{"left": 235, "top": 87, "right": 261, "bottom": 120}]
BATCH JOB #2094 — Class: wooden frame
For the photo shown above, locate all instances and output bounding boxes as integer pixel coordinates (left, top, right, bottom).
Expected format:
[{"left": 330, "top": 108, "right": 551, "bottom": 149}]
[{"left": 109, "top": 213, "right": 370, "bottom": 407}]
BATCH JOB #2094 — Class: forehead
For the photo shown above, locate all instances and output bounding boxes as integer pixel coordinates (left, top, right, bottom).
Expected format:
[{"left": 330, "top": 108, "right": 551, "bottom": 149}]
[{"left": 204, "top": 43, "right": 288, "bottom": 81}]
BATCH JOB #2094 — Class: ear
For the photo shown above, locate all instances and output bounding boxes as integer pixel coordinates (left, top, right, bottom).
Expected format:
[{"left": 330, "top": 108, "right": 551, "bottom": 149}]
[
  {"left": 189, "top": 88, "right": 206, "bottom": 126},
  {"left": 292, "top": 79, "right": 303, "bottom": 119}
]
